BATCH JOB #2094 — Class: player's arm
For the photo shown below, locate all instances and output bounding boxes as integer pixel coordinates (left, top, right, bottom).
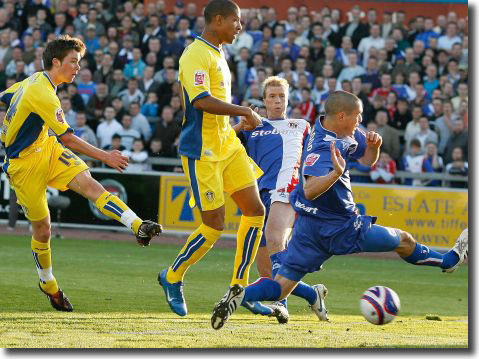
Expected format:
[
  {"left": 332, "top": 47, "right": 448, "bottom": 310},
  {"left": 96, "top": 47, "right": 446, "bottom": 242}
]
[
  {"left": 303, "top": 141, "right": 345, "bottom": 201},
  {"left": 194, "top": 96, "right": 261, "bottom": 129},
  {"left": 358, "top": 131, "right": 382, "bottom": 167},
  {"left": 59, "top": 132, "right": 128, "bottom": 173}
]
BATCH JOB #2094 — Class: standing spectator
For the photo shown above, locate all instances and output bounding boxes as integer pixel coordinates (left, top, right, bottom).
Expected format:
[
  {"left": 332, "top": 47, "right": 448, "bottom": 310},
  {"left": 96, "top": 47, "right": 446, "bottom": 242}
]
[
  {"left": 359, "top": 56, "right": 381, "bottom": 92},
  {"left": 97, "top": 106, "right": 123, "bottom": 149},
  {"left": 444, "top": 120, "right": 468, "bottom": 164},
  {"left": 118, "top": 78, "right": 145, "bottom": 109},
  {"left": 116, "top": 114, "right": 141, "bottom": 151},
  {"left": 156, "top": 67, "right": 177, "bottom": 110},
  {"left": 123, "top": 139, "right": 149, "bottom": 172},
  {"left": 434, "top": 101, "right": 456, "bottom": 154},
  {"left": 169, "top": 95, "right": 184, "bottom": 123},
  {"left": 337, "top": 52, "right": 365, "bottom": 83},
  {"left": 370, "top": 151, "right": 396, "bottom": 184},
  {"left": 335, "top": 36, "right": 356, "bottom": 65},
  {"left": 107, "top": 69, "right": 127, "bottom": 99},
  {"left": 76, "top": 68, "right": 96, "bottom": 104},
  {"left": 337, "top": 5, "right": 368, "bottom": 48},
  {"left": 298, "top": 88, "right": 316, "bottom": 124},
  {"left": 139, "top": 66, "right": 160, "bottom": 94},
  {"left": 401, "top": 139, "right": 424, "bottom": 186},
  {"left": 369, "top": 73, "right": 395, "bottom": 100},
  {"left": 123, "top": 48, "right": 147, "bottom": 80},
  {"left": 416, "top": 17, "right": 440, "bottom": 48},
  {"left": 451, "top": 82, "right": 468, "bottom": 112},
  {"left": 61, "top": 97, "right": 77, "bottom": 129},
  {"left": 141, "top": 92, "right": 159, "bottom": 118},
  {"left": 413, "top": 116, "right": 439, "bottom": 149},
  {"left": 313, "top": 45, "right": 342, "bottom": 78},
  {"left": 422, "top": 142, "right": 443, "bottom": 187},
  {"left": 153, "top": 106, "right": 181, "bottom": 157},
  {"left": 357, "top": 24, "right": 385, "bottom": 66},
  {"left": 67, "top": 83, "right": 86, "bottom": 112},
  {"left": 391, "top": 98, "right": 412, "bottom": 131},
  {"left": 437, "top": 22, "right": 461, "bottom": 51},
  {"left": 374, "top": 109, "right": 400, "bottom": 161},
  {"left": 84, "top": 24, "right": 100, "bottom": 52},
  {"left": 423, "top": 64, "right": 439, "bottom": 98},
  {"left": 86, "top": 82, "right": 110, "bottom": 124},
  {"left": 162, "top": 26, "right": 184, "bottom": 60},
  {"left": 93, "top": 53, "right": 114, "bottom": 84},
  {"left": 445, "top": 147, "right": 468, "bottom": 188},
  {"left": 73, "top": 112, "right": 98, "bottom": 148},
  {"left": 129, "top": 102, "right": 152, "bottom": 142}
]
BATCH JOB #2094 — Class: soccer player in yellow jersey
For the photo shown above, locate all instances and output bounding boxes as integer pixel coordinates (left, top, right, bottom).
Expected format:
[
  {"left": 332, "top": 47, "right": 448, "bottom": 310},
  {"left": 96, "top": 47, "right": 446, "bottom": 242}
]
[
  {"left": 0, "top": 36, "right": 162, "bottom": 312},
  {"left": 158, "top": 0, "right": 266, "bottom": 317}
]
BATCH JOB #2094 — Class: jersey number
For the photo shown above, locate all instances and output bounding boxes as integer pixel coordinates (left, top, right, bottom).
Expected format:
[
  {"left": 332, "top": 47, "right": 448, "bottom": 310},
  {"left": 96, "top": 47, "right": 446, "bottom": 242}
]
[
  {"left": 6, "top": 87, "right": 24, "bottom": 123},
  {"left": 58, "top": 149, "right": 79, "bottom": 166}
]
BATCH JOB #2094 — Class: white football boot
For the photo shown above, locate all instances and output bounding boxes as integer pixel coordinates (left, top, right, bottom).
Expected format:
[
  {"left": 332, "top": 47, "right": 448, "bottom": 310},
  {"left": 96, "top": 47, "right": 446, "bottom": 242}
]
[
  {"left": 310, "top": 284, "right": 329, "bottom": 321},
  {"left": 443, "top": 228, "right": 468, "bottom": 273}
]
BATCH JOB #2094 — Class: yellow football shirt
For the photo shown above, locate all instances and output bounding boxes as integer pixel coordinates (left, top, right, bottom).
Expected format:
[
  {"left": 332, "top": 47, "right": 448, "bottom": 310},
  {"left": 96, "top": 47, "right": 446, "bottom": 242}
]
[
  {"left": 0, "top": 71, "right": 72, "bottom": 159},
  {"left": 178, "top": 36, "right": 241, "bottom": 162}
]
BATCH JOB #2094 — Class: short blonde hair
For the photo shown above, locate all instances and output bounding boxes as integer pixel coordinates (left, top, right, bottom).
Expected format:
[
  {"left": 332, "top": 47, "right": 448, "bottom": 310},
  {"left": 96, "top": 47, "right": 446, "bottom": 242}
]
[{"left": 262, "top": 76, "right": 289, "bottom": 98}]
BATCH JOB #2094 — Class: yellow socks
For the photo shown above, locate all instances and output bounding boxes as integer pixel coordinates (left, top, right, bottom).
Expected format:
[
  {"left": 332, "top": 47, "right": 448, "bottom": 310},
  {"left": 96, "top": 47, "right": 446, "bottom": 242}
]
[
  {"left": 95, "top": 191, "right": 143, "bottom": 234},
  {"left": 166, "top": 224, "right": 222, "bottom": 283},
  {"left": 231, "top": 215, "right": 265, "bottom": 287},
  {"left": 31, "top": 238, "right": 59, "bottom": 295}
]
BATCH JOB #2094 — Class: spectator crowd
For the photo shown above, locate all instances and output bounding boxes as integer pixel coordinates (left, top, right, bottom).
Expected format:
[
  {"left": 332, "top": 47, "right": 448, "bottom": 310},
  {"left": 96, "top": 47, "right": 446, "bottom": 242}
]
[{"left": 0, "top": 0, "right": 468, "bottom": 187}]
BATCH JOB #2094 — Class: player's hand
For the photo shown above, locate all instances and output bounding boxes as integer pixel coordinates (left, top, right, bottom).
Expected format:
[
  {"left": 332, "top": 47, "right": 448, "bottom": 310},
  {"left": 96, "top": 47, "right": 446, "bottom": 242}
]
[
  {"left": 330, "top": 141, "right": 345, "bottom": 176},
  {"left": 365, "top": 131, "right": 382, "bottom": 148},
  {"left": 242, "top": 106, "right": 262, "bottom": 130},
  {"left": 105, "top": 150, "right": 129, "bottom": 173}
]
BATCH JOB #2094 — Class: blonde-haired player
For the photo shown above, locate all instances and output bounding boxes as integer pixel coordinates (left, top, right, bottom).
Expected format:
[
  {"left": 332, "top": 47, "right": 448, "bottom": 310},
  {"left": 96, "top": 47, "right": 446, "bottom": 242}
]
[{"left": 0, "top": 35, "right": 161, "bottom": 312}]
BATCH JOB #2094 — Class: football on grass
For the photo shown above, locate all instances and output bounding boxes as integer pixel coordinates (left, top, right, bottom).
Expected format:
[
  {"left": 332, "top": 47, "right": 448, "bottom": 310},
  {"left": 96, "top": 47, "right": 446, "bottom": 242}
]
[{"left": 360, "top": 286, "right": 400, "bottom": 325}]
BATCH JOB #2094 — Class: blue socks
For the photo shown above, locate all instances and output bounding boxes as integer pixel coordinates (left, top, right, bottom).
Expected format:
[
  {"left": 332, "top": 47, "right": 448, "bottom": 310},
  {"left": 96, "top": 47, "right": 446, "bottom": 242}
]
[
  {"left": 242, "top": 278, "right": 281, "bottom": 303},
  {"left": 271, "top": 251, "right": 318, "bottom": 306},
  {"left": 402, "top": 242, "right": 459, "bottom": 269}
]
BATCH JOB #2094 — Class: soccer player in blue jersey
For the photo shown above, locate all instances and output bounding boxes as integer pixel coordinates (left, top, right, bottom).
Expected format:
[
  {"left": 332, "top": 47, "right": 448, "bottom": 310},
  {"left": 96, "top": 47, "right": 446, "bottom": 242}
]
[
  {"left": 234, "top": 76, "right": 328, "bottom": 322},
  {"left": 158, "top": 0, "right": 266, "bottom": 317},
  {"left": 0, "top": 36, "right": 162, "bottom": 312},
  {"left": 211, "top": 90, "right": 468, "bottom": 329}
]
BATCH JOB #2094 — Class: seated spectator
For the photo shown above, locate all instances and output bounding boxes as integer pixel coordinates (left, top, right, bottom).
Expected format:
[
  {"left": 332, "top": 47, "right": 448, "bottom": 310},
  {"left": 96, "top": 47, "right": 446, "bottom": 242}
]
[
  {"left": 422, "top": 142, "right": 444, "bottom": 187},
  {"left": 156, "top": 67, "right": 177, "bottom": 109},
  {"left": 445, "top": 146, "right": 468, "bottom": 188},
  {"left": 107, "top": 69, "right": 127, "bottom": 99},
  {"left": 369, "top": 73, "right": 395, "bottom": 101},
  {"left": 116, "top": 114, "right": 141, "bottom": 151},
  {"left": 374, "top": 109, "right": 400, "bottom": 162},
  {"left": 370, "top": 151, "right": 396, "bottom": 184},
  {"left": 337, "top": 52, "right": 365, "bottom": 83},
  {"left": 348, "top": 158, "right": 371, "bottom": 183},
  {"left": 139, "top": 66, "right": 160, "bottom": 94},
  {"left": 437, "top": 22, "right": 461, "bottom": 51},
  {"left": 103, "top": 134, "right": 126, "bottom": 152},
  {"left": 97, "top": 106, "right": 122, "bottom": 149},
  {"left": 423, "top": 64, "right": 439, "bottom": 98},
  {"left": 401, "top": 139, "right": 424, "bottom": 186},
  {"left": 359, "top": 56, "right": 381, "bottom": 93},
  {"left": 129, "top": 102, "right": 152, "bottom": 142},
  {"left": 298, "top": 88, "right": 316, "bottom": 124},
  {"left": 73, "top": 112, "right": 98, "bottom": 147},
  {"left": 141, "top": 92, "right": 159, "bottom": 118},
  {"left": 413, "top": 116, "right": 438, "bottom": 149},
  {"left": 169, "top": 95, "right": 184, "bottom": 124},
  {"left": 444, "top": 119, "right": 468, "bottom": 164},
  {"left": 404, "top": 105, "right": 423, "bottom": 149},
  {"left": 123, "top": 139, "right": 149, "bottom": 172}
]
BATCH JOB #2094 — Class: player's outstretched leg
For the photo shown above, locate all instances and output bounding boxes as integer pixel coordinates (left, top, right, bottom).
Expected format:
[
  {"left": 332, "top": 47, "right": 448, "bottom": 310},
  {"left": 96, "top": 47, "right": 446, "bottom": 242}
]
[
  {"left": 159, "top": 224, "right": 221, "bottom": 316},
  {"left": 397, "top": 228, "right": 468, "bottom": 272},
  {"left": 68, "top": 171, "right": 162, "bottom": 246}
]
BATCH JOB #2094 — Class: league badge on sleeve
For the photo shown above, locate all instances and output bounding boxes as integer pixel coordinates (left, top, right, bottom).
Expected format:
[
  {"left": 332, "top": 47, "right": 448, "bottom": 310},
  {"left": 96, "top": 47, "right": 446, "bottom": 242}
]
[
  {"left": 305, "top": 153, "right": 320, "bottom": 166},
  {"left": 55, "top": 108, "right": 65, "bottom": 124},
  {"left": 194, "top": 70, "right": 206, "bottom": 86}
]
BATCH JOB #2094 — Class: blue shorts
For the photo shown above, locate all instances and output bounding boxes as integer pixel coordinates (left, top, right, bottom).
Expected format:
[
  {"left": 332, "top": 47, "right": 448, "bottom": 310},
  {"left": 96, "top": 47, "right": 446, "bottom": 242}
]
[
  {"left": 278, "top": 214, "right": 401, "bottom": 281},
  {"left": 259, "top": 189, "right": 271, "bottom": 247}
]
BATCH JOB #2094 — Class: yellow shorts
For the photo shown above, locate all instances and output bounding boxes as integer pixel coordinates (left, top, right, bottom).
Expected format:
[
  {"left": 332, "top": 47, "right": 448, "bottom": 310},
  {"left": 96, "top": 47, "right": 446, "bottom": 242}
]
[
  {"left": 3, "top": 136, "right": 89, "bottom": 221},
  {"left": 181, "top": 145, "right": 263, "bottom": 211}
]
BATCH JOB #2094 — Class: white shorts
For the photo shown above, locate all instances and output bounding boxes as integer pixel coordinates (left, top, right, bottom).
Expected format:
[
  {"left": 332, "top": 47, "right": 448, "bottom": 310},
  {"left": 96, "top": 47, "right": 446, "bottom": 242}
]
[{"left": 269, "top": 188, "right": 290, "bottom": 204}]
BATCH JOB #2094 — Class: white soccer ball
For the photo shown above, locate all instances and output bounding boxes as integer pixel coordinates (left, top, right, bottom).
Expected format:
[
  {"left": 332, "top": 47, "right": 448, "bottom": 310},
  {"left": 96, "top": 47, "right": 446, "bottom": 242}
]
[{"left": 360, "top": 286, "right": 400, "bottom": 325}]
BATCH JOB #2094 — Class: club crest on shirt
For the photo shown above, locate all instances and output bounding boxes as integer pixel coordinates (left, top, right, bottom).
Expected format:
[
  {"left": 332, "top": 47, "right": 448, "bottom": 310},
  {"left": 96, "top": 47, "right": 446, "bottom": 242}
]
[
  {"left": 305, "top": 153, "right": 320, "bottom": 166},
  {"left": 194, "top": 70, "right": 205, "bottom": 86},
  {"left": 288, "top": 121, "right": 298, "bottom": 129},
  {"left": 55, "top": 108, "right": 64, "bottom": 124},
  {"left": 205, "top": 190, "right": 215, "bottom": 202}
]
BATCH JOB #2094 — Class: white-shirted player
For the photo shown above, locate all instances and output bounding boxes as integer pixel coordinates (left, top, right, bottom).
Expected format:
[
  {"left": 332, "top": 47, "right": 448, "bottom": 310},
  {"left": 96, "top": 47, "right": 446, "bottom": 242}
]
[{"left": 234, "top": 77, "right": 328, "bottom": 321}]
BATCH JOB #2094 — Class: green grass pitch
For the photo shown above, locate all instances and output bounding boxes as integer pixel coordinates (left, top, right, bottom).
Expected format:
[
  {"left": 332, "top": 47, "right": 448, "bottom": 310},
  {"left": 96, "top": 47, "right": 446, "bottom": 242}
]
[{"left": 0, "top": 235, "right": 468, "bottom": 348}]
